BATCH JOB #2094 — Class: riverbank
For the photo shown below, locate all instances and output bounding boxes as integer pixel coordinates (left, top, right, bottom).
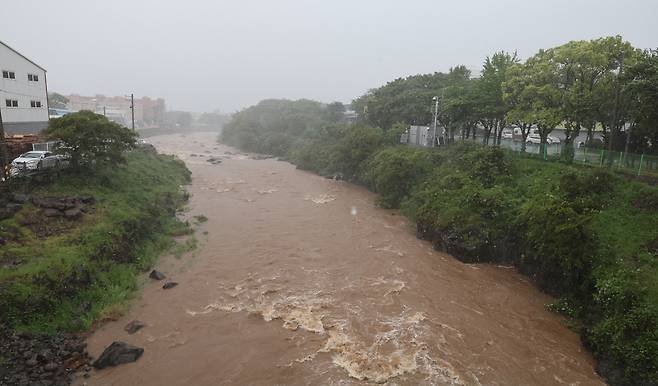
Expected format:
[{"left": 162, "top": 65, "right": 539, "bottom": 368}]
[
  {"left": 222, "top": 101, "right": 658, "bottom": 386},
  {"left": 0, "top": 148, "right": 191, "bottom": 385},
  {"left": 78, "top": 132, "right": 603, "bottom": 385}
]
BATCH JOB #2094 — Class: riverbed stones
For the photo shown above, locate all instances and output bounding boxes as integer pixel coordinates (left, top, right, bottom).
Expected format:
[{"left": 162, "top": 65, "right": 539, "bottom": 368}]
[
  {"left": 63, "top": 207, "right": 82, "bottom": 219},
  {"left": 30, "top": 195, "right": 94, "bottom": 220},
  {"left": 92, "top": 342, "right": 144, "bottom": 369},
  {"left": 0, "top": 324, "right": 92, "bottom": 386},
  {"left": 124, "top": 320, "right": 145, "bottom": 334},
  {"left": 162, "top": 281, "right": 178, "bottom": 289},
  {"left": 206, "top": 157, "right": 222, "bottom": 165},
  {"left": 148, "top": 270, "right": 166, "bottom": 280}
]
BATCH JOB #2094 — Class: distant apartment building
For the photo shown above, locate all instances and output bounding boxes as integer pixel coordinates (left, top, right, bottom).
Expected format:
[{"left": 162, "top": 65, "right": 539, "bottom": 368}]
[
  {"left": 65, "top": 94, "right": 165, "bottom": 128},
  {"left": 0, "top": 40, "right": 49, "bottom": 135}
]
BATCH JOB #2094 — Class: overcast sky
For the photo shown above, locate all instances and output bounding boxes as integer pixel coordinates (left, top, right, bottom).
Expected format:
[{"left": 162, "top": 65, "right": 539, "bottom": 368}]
[{"left": 2, "top": 0, "right": 657, "bottom": 113}]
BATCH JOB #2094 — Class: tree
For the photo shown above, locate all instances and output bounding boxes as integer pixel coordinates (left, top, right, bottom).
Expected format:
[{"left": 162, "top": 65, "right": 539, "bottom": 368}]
[
  {"left": 520, "top": 49, "right": 563, "bottom": 150},
  {"left": 323, "top": 102, "right": 346, "bottom": 122},
  {"left": 476, "top": 51, "right": 519, "bottom": 145},
  {"left": 550, "top": 40, "right": 605, "bottom": 160},
  {"left": 551, "top": 37, "right": 639, "bottom": 161},
  {"left": 352, "top": 68, "right": 470, "bottom": 130},
  {"left": 503, "top": 63, "right": 536, "bottom": 152},
  {"left": 332, "top": 125, "right": 383, "bottom": 179},
  {"left": 43, "top": 110, "right": 137, "bottom": 169},
  {"left": 624, "top": 49, "right": 658, "bottom": 155},
  {"left": 441, "top": 78, "right": 479, "bottom": 142},
  {"left": 593, "top": 37, "right": 641, "bottom": 162},
  {"left": 48, "top": 93, "right": 69, "bottom": 109}
]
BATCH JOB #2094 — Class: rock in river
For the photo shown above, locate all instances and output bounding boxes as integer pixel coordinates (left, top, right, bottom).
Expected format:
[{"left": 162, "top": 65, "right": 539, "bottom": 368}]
[
  {"left": 162, "top": 281, "right": 178, "bottom": 289},
  {"left": 148, "top": 269, "right": 166, "bottom": 280},
  {"left": 93, "top": 342, "right": 144, "bottom": 369},
  {"left": 124, "top": 320, "right": 146, "bottom": 334}
]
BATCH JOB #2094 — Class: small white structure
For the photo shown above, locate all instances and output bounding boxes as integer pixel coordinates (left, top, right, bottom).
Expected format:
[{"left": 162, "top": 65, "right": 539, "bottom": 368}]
[
  {"left": 404, "top": 125, "right": 435, "bottom": 147},
  {"left": 0, "top": 40, "right": 49, "bottom": 135}
]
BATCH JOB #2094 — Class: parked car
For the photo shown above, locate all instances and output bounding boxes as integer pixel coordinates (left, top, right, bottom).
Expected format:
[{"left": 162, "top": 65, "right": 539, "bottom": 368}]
[
  {"left": 10, "top": 151, "right": 66, "bottom": 175},
  {"left": 501, "top": 129, "right": 513, "bottom": 139},
  {"left": 526, "top": 129, "right": 561, "bottom": 145},
  {"left": 547, "top": 134, "right": 561, "bottom": 144},
  {"left": 526, "top": 133, "right": 543, "bottom": 144}
]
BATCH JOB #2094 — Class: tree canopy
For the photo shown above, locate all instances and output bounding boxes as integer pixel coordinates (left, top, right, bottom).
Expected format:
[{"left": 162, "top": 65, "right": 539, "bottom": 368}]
[
  {"left": 352, "top": 35, "right": 657, "bottom": 157},
  {"left": 44, "top": 110, "right": 137, "bottom": 169}
]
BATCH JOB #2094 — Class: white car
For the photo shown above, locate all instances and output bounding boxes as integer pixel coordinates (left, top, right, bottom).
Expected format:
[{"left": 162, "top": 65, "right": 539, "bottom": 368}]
[
  {"left": 526, "top": 133, "right": 542, "bottom": 144},
  {"left": 10, "top": 151, "right": 64, "bottom": 175},
  {"left": 526, "top": 133, "right": 561, "bottom": 145}
]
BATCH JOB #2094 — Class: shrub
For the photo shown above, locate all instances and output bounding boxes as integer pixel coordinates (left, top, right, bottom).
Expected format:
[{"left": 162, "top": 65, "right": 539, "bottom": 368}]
[{"left": 363, "top": 147, "right": 438, "bottom": 208}]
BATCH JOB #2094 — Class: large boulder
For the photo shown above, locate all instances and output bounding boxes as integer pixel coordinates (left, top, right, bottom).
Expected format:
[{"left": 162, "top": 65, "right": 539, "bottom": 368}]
[{"left": 93, "top": 342, "right": 144, "bottom": 369}]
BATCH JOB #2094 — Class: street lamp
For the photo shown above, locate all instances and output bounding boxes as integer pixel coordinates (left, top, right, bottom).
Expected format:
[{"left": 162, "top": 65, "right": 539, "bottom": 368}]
[
  {"left": 124, "top": 93, "right": 135, "bottom": 131},
  {"left": 432, "top": 96, "right": 439, "bottom": 147}
]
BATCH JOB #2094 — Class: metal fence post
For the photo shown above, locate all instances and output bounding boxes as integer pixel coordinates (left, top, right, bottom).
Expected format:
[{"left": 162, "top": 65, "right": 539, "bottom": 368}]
[
  {"left": 637, "top": 153, "right": 644, "bottom": 176},
  {"left": 599, "top": 149, "right": 604, "bottom": 167}
]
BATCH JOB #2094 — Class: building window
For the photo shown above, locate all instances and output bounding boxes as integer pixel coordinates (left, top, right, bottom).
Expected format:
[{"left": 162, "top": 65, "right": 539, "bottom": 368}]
[
  {"left": 30, "top": 100, "right": 42, "bottom": 108},
  {"left": 34, "top": 74, "right": 39, "bottom": 82},
  {"left": 5, "top": 99, "right": 19, "bottom": 107},
  {"left": 2, "top": 71, "right": 16, "bottom": 79},
  {"left": 28, "top": 74, "right": 40, "bottom": 82}
]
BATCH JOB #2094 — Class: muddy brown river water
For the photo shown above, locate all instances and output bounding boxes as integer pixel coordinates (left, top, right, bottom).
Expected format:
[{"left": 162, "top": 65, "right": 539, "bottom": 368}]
[{"left": 80, "top": 132, "right": 604, "bottom": 385}]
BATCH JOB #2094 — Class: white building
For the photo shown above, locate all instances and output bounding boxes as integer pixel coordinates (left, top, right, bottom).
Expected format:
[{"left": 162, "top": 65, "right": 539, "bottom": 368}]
[{"left": 0, "top": 40, "right": 49, "bottom": 135}]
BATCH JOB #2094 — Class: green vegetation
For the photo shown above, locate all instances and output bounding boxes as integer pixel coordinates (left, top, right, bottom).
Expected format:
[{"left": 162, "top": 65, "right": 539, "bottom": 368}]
[
  {"left": 44, "top": 111, "right": 138, "bottom": 169},
  {"left": 222, "top": 96, "right": 658, "bottom": 385},
  {"left": 353, "top": 36, "right": 658, "bottom": 158},
  {"left": 0, "top": 150, "right": 191, "bottom": 333}
]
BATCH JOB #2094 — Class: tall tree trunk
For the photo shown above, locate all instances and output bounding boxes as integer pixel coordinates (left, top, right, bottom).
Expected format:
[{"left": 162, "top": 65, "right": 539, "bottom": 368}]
[
  {"left": 520, "top": 123, "right": 530, "bottom": 153},
  {"left": 562, "top": 122, "right": 580, "bottom": 162}
]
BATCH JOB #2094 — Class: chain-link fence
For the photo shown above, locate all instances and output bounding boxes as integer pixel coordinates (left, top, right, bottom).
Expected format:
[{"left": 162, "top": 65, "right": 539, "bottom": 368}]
[{"left": 465, "top": 138, "right": 658, "bottom": 177}]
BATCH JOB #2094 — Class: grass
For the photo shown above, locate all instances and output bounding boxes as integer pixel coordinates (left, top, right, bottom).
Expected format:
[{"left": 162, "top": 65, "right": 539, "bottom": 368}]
[{"left": 0, "top": 149, "right": 191, "bottom": 334}]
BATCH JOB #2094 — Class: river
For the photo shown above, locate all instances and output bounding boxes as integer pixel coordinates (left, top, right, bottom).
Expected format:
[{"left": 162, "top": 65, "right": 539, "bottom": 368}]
[{"left": 79, "top": 132, "right": 604, "bottom": 385}]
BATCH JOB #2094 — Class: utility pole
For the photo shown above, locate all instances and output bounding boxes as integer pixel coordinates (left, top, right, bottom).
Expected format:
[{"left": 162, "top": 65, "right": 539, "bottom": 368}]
[
  {"left": 103, "top": 106, "right": 106, "bottom": 117},
  {"left": 432, "top": 96, "right": 439, "bottom": 147},
  {"left": 0, "top": 106, "right": 8, "bottom": 181},
  {"left": 130, "top": 93, "right": 135, "bottom": 131}
]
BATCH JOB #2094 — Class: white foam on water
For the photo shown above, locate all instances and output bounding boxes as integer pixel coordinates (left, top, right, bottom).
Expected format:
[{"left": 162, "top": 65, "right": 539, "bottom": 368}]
[
  {"left": 185, "top": 275, "right": 465, "bottom": 384},
  {"left": 256, "top": 188, "right": 278, "bottom": 194},
  {"left": 304, "top": 194, "right": 336, "bottom": 204}
]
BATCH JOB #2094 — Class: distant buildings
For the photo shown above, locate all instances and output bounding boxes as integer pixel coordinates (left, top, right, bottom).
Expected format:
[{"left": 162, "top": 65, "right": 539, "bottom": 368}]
[
  {"left": 0, "top": 40, "right": 49, "bottom": 135},
  {"left": 65, "top": 94, "right": 166, "bottom": 128},
  {"left": 343, "top": 110, "right": 358, "bottom": 125}
]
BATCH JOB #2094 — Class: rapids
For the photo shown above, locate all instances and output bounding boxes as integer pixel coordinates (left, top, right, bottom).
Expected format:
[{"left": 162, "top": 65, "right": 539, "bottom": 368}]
[{"left": 80, "top": 132, "right": 604, "bottom": 385}]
